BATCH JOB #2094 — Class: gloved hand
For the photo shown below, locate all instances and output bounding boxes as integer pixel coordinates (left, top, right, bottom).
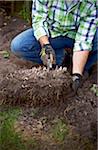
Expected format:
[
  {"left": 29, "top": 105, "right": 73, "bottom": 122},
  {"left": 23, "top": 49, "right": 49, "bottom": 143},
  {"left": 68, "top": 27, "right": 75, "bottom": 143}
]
[
  {"left": 40, "top": 44, "right": 56, "bottom": 69},
  {"left": 71, "top": 73, "right": 82, "bottom": 94}
]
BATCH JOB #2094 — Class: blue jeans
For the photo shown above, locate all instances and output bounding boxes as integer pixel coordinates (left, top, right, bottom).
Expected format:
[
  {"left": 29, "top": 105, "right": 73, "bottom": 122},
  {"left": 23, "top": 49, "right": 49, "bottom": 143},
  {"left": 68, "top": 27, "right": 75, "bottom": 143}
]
[{"left": 11, "top": 28, "right": 98, "bottom": 71}]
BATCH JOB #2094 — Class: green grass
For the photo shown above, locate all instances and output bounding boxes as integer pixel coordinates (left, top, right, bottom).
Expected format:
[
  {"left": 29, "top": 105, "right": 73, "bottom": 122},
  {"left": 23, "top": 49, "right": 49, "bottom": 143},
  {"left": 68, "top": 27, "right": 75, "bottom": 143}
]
[
  {"left": 51, "top": 119, "right": 69, "bottom": 143},
  {"left": 0, "top": 106, "right": 95, "bottom": 150},
  {"left": 90, "top": 84, "right": 98, "bottom": 97},
  {"left": 2, "top": 50, "right": 10, "bottom": 59},
  {"left": 0, "top": 106, "right": 38, "bottom": 150},
  {"left": 19, "top": 5, "right": 31, "bottom": 22}
]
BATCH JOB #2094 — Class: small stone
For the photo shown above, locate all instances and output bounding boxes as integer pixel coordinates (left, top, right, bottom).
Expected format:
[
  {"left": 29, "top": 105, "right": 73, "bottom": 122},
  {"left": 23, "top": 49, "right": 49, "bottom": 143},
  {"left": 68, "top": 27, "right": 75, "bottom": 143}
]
[
  {"left": 63, "top": 67, "right": 67, "bottom": 72},
  {"left": 37, "top": 121, "right": 43, "bottom": 130},
  {"left": 84, "top": 111, "right": 88, "bottom": 116},
  {"left": 49, "top": 84, "right": 52, "bottom": 88},
  {"left": 24, "top": 77, "right": 28, "bottom": 80},
  {"left": 40, "top": 117, "right": 48, "bottom": 124},
  {"left": 3, "top": 22, "right": 7, "bottom": 26},
  {"left": 22, "top": 84, "right": 25, "bottom": 88}
]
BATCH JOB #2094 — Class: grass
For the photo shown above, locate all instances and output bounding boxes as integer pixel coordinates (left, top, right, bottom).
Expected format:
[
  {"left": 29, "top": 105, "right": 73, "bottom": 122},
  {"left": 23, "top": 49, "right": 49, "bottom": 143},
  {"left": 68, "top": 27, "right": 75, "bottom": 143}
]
[
  {"left": 90, "top": 84, "right": 98, "bottom": 96},
  {"left": 0, "top": 106, "right": 38, "bottom": 150},
  {"left": 0, "top": 106, "right": 96, "bottom": 150},
  {"left": 51, "top": 118, "right": 69, "bottom": 143},
  {"left": 0, "top": 50, "right": 10, "bottom": 59},
  {"left": 19, "top": 4, "right": 31, "bottom": 23},
  {"left": 3, "top": 50, "right": 10, "bottom": 59}
]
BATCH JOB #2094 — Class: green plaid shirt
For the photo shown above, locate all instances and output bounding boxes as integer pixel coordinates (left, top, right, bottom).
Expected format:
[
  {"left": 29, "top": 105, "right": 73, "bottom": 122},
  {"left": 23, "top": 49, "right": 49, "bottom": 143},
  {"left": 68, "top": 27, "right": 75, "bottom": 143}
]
[{"left": 32, "top": 0, "right": 97, "bottom": 51}]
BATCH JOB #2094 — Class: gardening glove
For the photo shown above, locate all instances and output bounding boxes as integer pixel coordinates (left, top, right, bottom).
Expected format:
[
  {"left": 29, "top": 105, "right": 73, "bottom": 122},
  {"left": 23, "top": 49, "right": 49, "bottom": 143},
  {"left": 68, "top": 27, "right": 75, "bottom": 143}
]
[
  {"left": 70, "top": 73, "right": 82, "bottom": 94},
  {"left": 40, "top": 44, "right": 56, "bottom": 69}
]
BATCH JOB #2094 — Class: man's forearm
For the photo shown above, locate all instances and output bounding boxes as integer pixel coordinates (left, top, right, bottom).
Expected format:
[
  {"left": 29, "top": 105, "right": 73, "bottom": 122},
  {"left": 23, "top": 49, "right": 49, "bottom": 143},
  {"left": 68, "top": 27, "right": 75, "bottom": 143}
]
[
  {"left": 72, "top": 51, "right": 90, "bottom": 75},
  {"left": 39, "top": 35, "right": 50, "bottom": 47}
]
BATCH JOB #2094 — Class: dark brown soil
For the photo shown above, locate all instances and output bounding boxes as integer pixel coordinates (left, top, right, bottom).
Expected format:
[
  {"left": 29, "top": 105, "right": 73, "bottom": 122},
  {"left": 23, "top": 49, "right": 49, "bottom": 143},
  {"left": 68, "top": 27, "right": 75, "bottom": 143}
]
[
  {"left": 0, "top": 10, "right": 97, "bottom": 150},
  {"left": 0, "top": 66, "right": 72, "bottom": 106}
]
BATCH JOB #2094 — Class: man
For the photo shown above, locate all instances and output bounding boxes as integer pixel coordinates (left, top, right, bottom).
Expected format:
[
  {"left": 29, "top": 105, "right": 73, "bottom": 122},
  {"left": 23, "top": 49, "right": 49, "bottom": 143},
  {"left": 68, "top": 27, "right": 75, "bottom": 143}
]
[{"left": 11, "top": 0, "right": 97, "bottom": 93}]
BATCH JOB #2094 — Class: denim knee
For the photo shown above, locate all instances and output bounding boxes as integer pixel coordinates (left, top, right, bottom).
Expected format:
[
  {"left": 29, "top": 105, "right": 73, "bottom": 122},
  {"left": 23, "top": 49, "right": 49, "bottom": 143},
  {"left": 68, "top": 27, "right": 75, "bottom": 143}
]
[{"left": 11, "top": 37, "right": 21, "bottom": 55}]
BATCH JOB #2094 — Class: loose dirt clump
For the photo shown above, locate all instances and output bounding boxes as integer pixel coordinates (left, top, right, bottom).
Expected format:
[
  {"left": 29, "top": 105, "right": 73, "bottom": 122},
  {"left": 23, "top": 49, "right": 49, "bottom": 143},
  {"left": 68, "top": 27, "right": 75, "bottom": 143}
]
[{"left": 0, "top": 66, "right": 72, "bottom": 107}]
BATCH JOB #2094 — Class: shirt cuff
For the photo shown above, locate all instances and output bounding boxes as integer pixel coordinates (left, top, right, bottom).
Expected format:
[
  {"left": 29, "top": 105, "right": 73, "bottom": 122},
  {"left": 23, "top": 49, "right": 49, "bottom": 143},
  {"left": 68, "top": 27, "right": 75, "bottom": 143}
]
[
  {"left": 73, "top": 41, "right": 92, "bottom": 52},
  {"left": 33, "top": 26, "right": 49, "bottom": 40}
]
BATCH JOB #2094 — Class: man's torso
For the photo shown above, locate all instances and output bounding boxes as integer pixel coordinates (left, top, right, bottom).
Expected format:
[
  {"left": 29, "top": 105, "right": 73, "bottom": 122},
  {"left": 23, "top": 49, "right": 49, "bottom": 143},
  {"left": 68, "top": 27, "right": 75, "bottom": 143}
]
[{"left": 44, "top": 0, "right": 94, "bottom": 38}]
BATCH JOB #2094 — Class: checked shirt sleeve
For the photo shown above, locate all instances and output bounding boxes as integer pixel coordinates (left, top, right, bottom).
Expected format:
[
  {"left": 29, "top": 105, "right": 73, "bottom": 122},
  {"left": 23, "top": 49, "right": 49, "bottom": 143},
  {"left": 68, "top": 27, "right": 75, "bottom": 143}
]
[
  {"left": 32, "top": 0, "right": 49, "bottom": 40},
  {"left": 73, "top": 3, "right": 97, "bottom": 52}
]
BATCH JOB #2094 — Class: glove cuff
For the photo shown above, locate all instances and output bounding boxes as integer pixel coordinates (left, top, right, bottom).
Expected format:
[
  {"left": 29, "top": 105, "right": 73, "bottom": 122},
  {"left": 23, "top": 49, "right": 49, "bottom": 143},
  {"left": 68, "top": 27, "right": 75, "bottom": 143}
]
[
  {"left": 72, "top": 73, "right": 82, "bottom": 81},
  {"left": 43, "top": 43, "right": 51, "bottom": 48}
]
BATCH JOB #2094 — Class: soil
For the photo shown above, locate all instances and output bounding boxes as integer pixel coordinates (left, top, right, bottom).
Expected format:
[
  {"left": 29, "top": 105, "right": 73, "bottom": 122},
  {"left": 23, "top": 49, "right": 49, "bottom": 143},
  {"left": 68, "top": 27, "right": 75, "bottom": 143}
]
[{"left": 0, "top": 10, "right": 97, "bottom": 150}]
